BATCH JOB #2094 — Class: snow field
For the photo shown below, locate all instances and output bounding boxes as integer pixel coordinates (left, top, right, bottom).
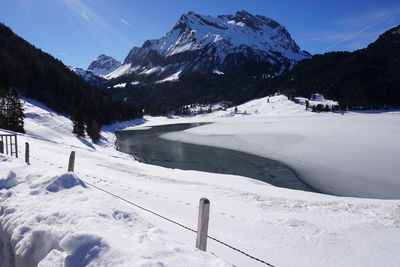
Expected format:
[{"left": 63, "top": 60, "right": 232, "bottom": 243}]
[
  {"left": 0, "top": 162, "right": 228, "bottom": 267},
  {"left": 1, "top": 96, "right": 400, "bottom": 266}
]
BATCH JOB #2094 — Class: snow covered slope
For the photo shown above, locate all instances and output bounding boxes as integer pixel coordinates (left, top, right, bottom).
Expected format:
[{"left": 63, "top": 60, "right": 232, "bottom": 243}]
[
  {"left": 0, "top": 100, "right": 229, "bottom": 267},
  {"left": 106, "top": 10, "right": 310, "bottom": 83},
  {"left": 1, "top": 97, "right": 400, "bottom": 267}
]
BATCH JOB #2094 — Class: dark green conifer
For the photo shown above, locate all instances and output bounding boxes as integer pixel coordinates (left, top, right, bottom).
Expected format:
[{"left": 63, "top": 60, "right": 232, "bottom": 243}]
[{"left": 87, "top": 119, "right": 101, "bottom": 143}]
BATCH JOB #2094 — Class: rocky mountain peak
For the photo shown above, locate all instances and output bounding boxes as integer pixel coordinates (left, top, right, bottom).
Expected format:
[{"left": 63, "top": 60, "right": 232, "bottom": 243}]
[
  {"left": 87, "top": 54, "right": 122, "bottom": 76},
  {"left": 112, "top": 10, "right": 310, "bottom": 84},
  {"left": 225, "top": 10, "right": 281, "bottom": 30}
]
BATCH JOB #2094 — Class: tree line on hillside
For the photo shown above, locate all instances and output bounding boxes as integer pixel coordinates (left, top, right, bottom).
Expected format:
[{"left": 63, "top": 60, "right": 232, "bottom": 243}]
[
  {"left": 108, "top": 72, "right": 277, "bottom": 115},
  {"left": 278, "top": 25, "right": 400, "bottom": 110},
  {"left": 0, "top": 23, "right": 142, "bottom": 142}
]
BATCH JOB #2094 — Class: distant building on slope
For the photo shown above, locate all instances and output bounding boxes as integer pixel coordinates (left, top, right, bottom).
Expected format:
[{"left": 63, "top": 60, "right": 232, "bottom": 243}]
[{"left": 294, "top": 93, "right": 339, "bottom": 111}]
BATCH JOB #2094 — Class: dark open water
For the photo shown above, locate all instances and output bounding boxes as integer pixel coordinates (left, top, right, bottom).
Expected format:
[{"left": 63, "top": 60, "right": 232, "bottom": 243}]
[{"left": 116, "top": 123, "right": 314, "bottom": 192}]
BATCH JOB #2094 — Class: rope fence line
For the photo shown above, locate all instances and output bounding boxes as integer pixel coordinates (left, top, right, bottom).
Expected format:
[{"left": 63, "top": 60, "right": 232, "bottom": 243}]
[
  {"left": 24, "top": 149, "right": 276, "bottom": 266},
  {"left": 207, "top": 236, "right": 275, "bottom": 267},
  {"left": 84, "top": 181, "right": 276, "bottom": 267}
]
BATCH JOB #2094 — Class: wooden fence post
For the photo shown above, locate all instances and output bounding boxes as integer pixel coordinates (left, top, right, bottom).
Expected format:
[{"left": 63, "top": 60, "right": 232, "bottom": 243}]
[
  {"left": 5, "top": 136, "right": 8, "bottom": 155},
  {"left": 0, "top": 140, "right": 3, "bottom": 154},
  {"left": 196, "top": 198, "right": 210, "bottom": 252},
  {"left": 14, "top": 135, "right": 18, "bottom": 158},
  {"left": 25, "top": 142, "right": 29, "bottom": 164},
  {"left": 68, "top": 151, "right": 75, "bottom": 172}
]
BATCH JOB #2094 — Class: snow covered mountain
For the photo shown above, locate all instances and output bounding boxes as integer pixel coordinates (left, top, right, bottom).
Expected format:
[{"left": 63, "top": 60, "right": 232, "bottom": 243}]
[
  {"left": 69, "top": 54, "right": 121, "bottom": 86},
  {"left": 107, "top": 10, "right": 310, "bottom": 83},
  {"left": 87, "top": 54, "right": 122, "bottom": 76},
  {"left": 68, "top": 66, "right": 106, "bottom": 87}
]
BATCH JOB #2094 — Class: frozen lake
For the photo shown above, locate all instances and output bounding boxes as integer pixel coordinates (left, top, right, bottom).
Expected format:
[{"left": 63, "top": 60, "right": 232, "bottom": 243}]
[{"left": 116, "top": 123, "right": 315, "bottom": 192}]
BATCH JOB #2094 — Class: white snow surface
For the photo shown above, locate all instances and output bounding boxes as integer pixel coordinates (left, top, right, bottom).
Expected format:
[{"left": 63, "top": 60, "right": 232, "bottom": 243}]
[
  {"left": 213, "top": 70, "right": 224, "bottom": 75},
  {"left": 105, "top": 64, "right": 137, "bottom": 80},
  {"left": 111, "top": 81, "right": 140, "bottom": 89},
  {"left": 156, "top": 70, "right": 182, "bottom": 83},
  {"left": 112, "top": 83, "right": 127, "bottom": 88},
  {"left": 1, "top": 96, "right": 400, "bottom": 267},
  {"left": 140, "top": 66, "right": 164, "bottom": 76}
]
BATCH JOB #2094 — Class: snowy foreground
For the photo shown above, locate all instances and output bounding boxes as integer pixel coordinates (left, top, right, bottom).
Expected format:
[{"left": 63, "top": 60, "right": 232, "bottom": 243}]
[{"left": 1, "top": 96, "right": 400, "bottom": 267}]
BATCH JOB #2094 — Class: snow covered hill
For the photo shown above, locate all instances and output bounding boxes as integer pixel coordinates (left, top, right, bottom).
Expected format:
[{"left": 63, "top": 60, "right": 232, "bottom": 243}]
[
  {"left": 1, "top": 96, "right": 400, "bottom": 266},
  {"left": 103, "top": 10, "right": 310, "bottom": 84}
]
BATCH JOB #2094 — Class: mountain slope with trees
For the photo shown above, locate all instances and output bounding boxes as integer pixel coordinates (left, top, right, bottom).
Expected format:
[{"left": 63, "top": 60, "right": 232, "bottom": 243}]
[
  {"left": 278, "top": 25, "right": 400, "bottom": 109},
  {"left": 0, "top": 23, "right": 142, "bottom": 140},
  {"left": 113, "top": 72, "right": 276, "bottom": 115}
]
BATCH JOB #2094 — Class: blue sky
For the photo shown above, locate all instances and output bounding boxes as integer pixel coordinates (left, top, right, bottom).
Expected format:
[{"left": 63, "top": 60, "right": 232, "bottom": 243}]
[{"left": 1, "top": 0, "right": 399, "bottom": 68}]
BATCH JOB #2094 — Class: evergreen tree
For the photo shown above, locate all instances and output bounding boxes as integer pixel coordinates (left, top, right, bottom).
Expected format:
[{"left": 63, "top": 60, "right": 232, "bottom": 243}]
[
  {"left": 0, "top": 88, "right": 6, "bottom": 128},
  {"left": 72, "top": 111, "right": 85, "bottom": 137},
  {"left": 87, "top": 119, "right": 101, "bottom": 143},
  {"left": 7, "top": 89, "right": 25, "bottom": 133},
  {"left": 0, "top": 88, "right": 24, "bottom": 133}
]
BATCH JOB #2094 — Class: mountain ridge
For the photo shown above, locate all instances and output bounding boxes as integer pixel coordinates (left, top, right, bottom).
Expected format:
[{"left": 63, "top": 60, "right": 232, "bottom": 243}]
[{"left": 81, "top": 10, "right": 309, "bottom": 86}]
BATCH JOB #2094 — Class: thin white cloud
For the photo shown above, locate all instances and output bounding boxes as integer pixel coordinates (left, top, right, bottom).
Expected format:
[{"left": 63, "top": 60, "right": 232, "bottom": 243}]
[
  {"left": 79, "top": 10, "right": 90, "bottom": 21},
  {"left": 301, "top": 33, "right": 353, "bottom": 42},
  {"left": 337, "top": 10, "right": 391, "bottom": 27},
  {"left": 320, "top": 8, "right": 400, "bottom": 52},
  {"left": 323, "top": 20, "right": 383, "bottom": 51},
  {"left": 120, "top": 19, "right": 131, "bottom": 27},
  {"left": 60, "top": 0, "right": 129, "bottom": 42}
]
